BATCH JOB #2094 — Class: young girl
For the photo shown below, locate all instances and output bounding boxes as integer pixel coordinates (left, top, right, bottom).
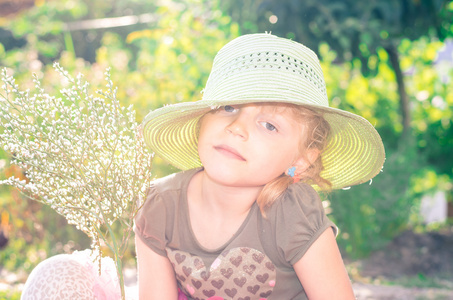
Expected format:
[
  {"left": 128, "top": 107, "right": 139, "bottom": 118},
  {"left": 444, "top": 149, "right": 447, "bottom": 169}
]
[{"left": 135, "top": 33, "right": 385, "bottom": 299}]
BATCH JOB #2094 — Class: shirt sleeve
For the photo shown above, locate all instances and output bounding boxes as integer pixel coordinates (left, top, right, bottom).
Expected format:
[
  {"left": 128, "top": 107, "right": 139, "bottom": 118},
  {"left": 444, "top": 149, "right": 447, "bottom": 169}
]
[
  {"left": 271, "top": 182, "right": 337, "bottom": 266},
  {"left": 134, "top": 183, "right": 169, "bottom": 257}
]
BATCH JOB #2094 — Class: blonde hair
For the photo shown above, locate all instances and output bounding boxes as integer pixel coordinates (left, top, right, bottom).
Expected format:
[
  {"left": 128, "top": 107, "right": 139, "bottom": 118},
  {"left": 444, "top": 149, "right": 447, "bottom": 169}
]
[{"left": 256, "top": 104, "right": 331, "bottom": 215}]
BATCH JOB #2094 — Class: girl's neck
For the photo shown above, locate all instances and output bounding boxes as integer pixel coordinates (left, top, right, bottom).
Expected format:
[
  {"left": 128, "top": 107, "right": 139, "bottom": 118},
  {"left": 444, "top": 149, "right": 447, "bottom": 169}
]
[
  {"left": 189, "top": 170, "right": 262, "bottom": 218},
  {"left": 187, "top": 170, "right": 262, "bottom": 250}
]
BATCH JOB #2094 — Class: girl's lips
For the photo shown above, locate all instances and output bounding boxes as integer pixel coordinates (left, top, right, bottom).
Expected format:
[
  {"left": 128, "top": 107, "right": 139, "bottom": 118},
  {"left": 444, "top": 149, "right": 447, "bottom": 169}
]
[{"left": 214, "top": 145, "right": 246, "bottom": 161}]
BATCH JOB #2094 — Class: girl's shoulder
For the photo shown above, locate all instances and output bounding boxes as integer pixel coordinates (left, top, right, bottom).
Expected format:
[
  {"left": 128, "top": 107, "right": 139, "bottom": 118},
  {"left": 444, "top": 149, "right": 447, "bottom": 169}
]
[
  {"left": 268, "top": 182, "right": 324, "bottom": 216},
  {"left": 150, "top": 167, "right": 202, "bottom": 195},
  {"left": 260, "top": 182, "right": 336, "bottom": 265},
  {"left": 138, "top": 168, "right": 201, "bottom": 213},
  {"left": 262, "top": 181, "right": 337, "bottom": 244},
  {"left": 134, "top": 168, "right": 202, "bottom": 255}
]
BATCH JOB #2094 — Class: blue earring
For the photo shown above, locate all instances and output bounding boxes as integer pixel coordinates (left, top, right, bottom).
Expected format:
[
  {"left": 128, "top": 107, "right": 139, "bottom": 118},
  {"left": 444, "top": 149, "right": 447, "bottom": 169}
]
[
  {"left": 287, "top": 166, "right": 300, "bottom": 183},
  {"left": 287, "top": 166, "right": 296, "bottom": 177}
]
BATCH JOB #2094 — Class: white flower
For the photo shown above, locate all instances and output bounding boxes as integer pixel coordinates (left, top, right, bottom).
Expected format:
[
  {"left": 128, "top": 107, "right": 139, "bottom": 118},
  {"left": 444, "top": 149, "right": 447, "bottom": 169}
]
[{"left": 0, "top": 65, "right": 154, "bottom": 297}]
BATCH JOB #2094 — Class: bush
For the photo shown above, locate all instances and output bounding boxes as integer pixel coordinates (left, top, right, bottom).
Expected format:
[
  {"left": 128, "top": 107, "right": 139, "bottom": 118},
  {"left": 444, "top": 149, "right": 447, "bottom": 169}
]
[{"left": 329, "top": 139, "right": 420, "bottom": 258}]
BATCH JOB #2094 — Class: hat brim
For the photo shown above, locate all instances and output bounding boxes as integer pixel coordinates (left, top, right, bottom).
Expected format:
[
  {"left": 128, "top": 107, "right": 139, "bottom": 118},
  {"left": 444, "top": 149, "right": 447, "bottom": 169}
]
[{"left": 142, "top": 98, "right": 385, "bottom": 190}]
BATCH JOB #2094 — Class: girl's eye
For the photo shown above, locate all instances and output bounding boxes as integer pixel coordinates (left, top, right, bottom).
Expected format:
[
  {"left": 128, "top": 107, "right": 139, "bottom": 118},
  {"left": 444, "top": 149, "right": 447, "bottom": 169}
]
[
  {"left": 224, "top": 105, "right": 237, "bottom": 112},
  {"left": 260, "top": 122, "right": 277, "bottom": 132}
]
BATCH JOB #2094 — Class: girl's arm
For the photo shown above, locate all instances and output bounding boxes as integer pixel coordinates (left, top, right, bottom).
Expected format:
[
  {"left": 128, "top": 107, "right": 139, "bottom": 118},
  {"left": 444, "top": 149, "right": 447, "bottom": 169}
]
[
  {"left": 135, "top": 235, "right": 178, "bottom": 299},
  {"left": 293, "top": 227, "right": 356, "bottom": 300}
]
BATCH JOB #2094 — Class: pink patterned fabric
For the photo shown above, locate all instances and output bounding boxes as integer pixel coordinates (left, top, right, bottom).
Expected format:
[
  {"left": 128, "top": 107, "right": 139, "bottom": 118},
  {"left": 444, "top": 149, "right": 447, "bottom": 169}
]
[{"left": 21, "top": 249, "right": 121, "bottom": 300}]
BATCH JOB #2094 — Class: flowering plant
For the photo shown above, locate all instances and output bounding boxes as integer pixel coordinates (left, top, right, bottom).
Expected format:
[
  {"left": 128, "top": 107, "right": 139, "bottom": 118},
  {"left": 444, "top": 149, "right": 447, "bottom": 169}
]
[{"left": 0, "top": 64, "right": 154, "bottom": 299}]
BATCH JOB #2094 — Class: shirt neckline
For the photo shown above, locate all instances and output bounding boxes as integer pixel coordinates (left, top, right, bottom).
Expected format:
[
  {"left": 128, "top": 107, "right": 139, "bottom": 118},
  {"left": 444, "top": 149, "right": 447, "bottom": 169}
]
[{"left": 181, "top": 167, "right": 258, "bottom": 253}]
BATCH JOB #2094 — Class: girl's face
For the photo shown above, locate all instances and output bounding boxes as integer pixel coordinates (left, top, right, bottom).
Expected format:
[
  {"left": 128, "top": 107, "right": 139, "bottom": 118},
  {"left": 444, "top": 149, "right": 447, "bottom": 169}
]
[{"left": 198, "top": 103, "right": 305, "bottom": 187}]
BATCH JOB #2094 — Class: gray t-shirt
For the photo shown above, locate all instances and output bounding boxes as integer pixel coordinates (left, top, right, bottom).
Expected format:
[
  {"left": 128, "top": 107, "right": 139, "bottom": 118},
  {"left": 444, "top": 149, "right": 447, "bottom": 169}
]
[{"left": 134, "top": 168, "right": 336, "bottom": 299}]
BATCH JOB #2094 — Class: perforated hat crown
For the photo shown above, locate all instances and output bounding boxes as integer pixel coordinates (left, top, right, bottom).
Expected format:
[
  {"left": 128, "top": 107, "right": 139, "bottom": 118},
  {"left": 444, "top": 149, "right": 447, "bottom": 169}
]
[{"left": 142, "top": 33, "right": 385, "bottom": 189}]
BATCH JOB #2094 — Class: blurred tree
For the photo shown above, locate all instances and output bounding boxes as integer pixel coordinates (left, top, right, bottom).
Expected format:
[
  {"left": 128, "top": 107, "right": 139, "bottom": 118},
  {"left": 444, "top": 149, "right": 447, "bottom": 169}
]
[
  {"left": 0, "top": 0, "right": 35, "bottom": 17},
  {"left": 220, "top": 0, "right": 453, "bottom": 138},
  {"left": 0, "top": 0, "right": 161, "bottom": 64},
  {"left": 314, "top": 37, "right": 452, "bottom": 257}
]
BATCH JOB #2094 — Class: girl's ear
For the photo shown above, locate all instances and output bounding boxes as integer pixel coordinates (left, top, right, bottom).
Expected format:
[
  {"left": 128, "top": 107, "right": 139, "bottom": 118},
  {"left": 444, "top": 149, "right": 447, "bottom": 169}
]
[{"left": 292, "top": 148, "right": 320, "bottom": 176}]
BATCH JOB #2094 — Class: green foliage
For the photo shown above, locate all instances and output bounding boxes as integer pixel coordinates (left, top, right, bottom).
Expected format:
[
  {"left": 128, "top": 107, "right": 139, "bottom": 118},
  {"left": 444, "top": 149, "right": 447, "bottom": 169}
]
[
  {"left": 0, "top": 182, "right": 91, "bottom": 272},
  {"left": 226, "top": 0, "right": 453, "bottom": 70},
  {"left": 383, "top": 272, "right": 452, "bottom": 290},
  {"left": 322, "top": 36, "right": 453, "bottom": 257},
  {"left": 403, "top": 38, "right": 453, "bottom": 177},
  {"left": 330, "top": 142, "right": 419, "bottom": 258},
  {"left": 0, "top": 289, "right": 21, "bottom": 300}
]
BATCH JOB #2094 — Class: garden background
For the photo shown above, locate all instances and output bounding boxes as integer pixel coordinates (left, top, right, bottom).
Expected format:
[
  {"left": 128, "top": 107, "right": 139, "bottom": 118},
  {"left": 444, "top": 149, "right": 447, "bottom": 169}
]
[{"left": 0, "top": 0, "right": 452, "bottom": 298}]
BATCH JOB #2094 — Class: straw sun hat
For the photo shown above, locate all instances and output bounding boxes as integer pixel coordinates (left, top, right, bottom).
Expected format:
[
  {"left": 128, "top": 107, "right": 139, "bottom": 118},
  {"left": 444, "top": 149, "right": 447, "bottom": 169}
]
[{"left": 142, "top": 33, "right": 385, "bottom": 190}]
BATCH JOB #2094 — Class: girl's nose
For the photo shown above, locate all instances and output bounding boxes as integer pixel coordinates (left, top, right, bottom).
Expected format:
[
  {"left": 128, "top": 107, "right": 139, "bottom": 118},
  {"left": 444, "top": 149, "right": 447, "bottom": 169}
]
[{"left": 225, "top": 116, "right": 249, "bottom": 140}]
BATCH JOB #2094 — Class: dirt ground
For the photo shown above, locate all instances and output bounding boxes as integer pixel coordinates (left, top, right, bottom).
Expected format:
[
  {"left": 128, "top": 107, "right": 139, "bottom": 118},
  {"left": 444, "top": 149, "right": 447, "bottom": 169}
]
[
  {"left": 359, "top": 229, "right": 453, "bottom": 279},
  {"left": 352, "top": 282, "right": 453, "bottom": 300},
  {"left": 350, "top": 228, "right": 453, "bottom": 299}
]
